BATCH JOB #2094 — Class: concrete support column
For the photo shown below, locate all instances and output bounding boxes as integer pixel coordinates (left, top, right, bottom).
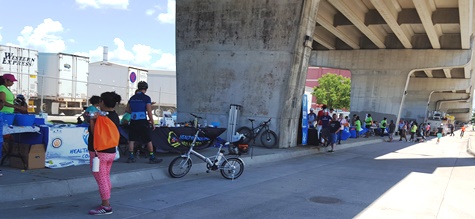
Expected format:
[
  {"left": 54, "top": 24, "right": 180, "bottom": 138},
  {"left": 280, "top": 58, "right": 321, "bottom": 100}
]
[
  {"left": 176, "top": 0, "right": 320, "bottom": 148},
  {"left": 279, "top": 0, "right": 321, "bottom": 148}
]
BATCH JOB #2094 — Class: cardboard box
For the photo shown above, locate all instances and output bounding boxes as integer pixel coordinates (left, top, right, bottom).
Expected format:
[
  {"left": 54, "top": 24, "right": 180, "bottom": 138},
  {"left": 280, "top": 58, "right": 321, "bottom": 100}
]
[{"left": 9, "top": 143, "right": 45, "bottom": 170}]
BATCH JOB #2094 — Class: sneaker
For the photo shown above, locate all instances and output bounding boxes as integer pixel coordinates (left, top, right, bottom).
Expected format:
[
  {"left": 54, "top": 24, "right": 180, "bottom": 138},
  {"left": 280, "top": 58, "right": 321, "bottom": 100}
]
[
  {"left": 88, "top": 205, "right": 112, "bottom": 215},
  {"left": 327, "top": 150, "right": 334, "bottom": 153},
  {"left": 126, "top": 157, "right": 136, "bottom": 163},
  {"left": 149, "top": 157, "right": 163, "bottom": 164}
]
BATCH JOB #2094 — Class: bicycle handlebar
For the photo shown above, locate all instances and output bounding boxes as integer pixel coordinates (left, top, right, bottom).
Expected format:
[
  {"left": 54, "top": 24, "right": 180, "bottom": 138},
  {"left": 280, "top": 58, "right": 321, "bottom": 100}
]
[
  {"left": 263, "top": 118, "right": 271, "bottom": 125},
  {"left": 190, "top": 113, "right": 203, "bottom": 119}
]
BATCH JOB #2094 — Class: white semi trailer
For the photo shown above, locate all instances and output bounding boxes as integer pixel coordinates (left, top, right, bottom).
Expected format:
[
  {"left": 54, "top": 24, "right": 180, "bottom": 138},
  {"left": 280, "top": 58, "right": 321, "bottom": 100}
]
[
  {"left": 147, "top": 70, "right": 177, "bottom": 115},
  {"left": 0, "top": 45, "right": 38, "bottom": 113},
  {"left": 88, "top": 61, "right": 148, "bottom": 105},
  {"left": 37, "top": 53, "right": 89, "bottom": 115}
]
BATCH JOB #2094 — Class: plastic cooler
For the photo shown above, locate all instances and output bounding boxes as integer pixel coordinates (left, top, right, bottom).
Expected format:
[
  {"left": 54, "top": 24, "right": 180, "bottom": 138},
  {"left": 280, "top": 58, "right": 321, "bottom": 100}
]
[
  {"left": 341, "top": 128, "right": 350, "bottom": 140},
  {"left": 34, "top": 118, "right": 45, "bottom": 125},
  {"left": 3, "top": 113, "right": 15, "bottom": 125},
  {"left": 14, "top": 114, "right": 35, "bottom": 126}
]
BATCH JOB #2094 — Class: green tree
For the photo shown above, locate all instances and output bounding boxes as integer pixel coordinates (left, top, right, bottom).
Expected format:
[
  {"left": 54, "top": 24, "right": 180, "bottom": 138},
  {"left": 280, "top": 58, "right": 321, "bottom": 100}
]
[{"left": 312, "top": 74, "right": 351, "bottom": 110}]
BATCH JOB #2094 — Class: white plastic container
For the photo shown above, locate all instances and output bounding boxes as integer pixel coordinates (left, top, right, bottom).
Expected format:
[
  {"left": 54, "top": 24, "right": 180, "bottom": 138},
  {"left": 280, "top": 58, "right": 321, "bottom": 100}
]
[{"left": 92, "top": 156, "right": 100, "bottom": 172}]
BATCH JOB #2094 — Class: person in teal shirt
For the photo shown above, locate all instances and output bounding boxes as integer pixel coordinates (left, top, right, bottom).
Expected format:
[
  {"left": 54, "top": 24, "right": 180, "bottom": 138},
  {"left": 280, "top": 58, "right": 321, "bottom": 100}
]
[
  {"left": 83, "top": 96, "right": 100, "bottom": 124},
  {"left": 121, "top": 112, "right": 131, "bottom": 125}
]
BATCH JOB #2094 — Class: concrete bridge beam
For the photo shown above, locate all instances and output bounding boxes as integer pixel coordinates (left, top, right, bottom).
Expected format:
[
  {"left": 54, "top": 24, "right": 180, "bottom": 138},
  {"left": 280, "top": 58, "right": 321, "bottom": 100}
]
[
  {"left": 310, "top": 49, "right": 473, "bottom": 125},
  {"left": 439, "top": 102, "right": 471, "bottom": 112},
  {"left": 403, "top": 78, "right": 471, "bottom": 121}
]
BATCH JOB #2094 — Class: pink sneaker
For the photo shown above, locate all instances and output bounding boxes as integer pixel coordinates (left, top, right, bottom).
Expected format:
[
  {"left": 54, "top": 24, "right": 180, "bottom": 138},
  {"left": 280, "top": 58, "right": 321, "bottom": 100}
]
[{"left": 88, "top": 205, "right": 112, "bottom": 215}]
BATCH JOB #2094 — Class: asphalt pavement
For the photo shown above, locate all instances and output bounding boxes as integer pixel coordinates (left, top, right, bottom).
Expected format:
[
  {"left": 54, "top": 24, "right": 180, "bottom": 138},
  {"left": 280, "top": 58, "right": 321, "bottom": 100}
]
[{"left": 0, "top": 131, "right": 473, "bottom": 204}]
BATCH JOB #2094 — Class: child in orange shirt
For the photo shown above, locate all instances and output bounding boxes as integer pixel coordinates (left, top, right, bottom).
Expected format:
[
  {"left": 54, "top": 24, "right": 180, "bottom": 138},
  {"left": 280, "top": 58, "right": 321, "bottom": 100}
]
[{"left": 460, "top": 126, "right": 466, "bottom": 138}]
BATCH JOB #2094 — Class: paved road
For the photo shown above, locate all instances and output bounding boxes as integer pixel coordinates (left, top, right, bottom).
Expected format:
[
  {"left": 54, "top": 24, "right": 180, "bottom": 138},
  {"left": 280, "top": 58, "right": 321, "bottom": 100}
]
[{"left": 0, "top": 134, "right": 474, "bottom": 218}]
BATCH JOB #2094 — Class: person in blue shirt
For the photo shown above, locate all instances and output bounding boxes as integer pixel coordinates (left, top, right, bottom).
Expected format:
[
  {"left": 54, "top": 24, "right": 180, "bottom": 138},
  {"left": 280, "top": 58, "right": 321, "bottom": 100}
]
[
  {"left": 126, "top": 81, "right": 162, "bottom": 164},
  {"left": 0, "top": 99, "right": 3, "bottom": 177}
]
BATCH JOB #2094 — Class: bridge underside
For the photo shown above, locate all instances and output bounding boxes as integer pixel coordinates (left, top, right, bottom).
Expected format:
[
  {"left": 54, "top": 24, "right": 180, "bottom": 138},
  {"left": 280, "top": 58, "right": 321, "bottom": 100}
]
[
  {"left": 176, "top": 0, "right": 475, "bottom": 148},
  {"left": 310, "top": 0, "right": 475, "bottom": 125}
]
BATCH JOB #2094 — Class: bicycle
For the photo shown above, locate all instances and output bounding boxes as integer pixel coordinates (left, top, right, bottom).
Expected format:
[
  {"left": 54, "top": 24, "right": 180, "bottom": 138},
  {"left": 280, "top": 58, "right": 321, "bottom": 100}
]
[
  {"left": 236, "top": 118, "right": 278, "bottom": 148},
  {"left": 168, "top": 114, "right": 245, "bottom": 180}
]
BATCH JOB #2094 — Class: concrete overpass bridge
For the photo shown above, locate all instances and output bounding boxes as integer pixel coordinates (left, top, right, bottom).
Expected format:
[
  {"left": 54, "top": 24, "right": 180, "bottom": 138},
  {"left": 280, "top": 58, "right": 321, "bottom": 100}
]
[{"left": 176, "top": 0, "right": 475, "bottom": 148}]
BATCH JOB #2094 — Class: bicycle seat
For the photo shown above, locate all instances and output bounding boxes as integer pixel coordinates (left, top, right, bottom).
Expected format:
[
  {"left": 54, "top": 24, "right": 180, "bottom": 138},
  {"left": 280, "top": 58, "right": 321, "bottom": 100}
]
[{"left": 248, "top": 119, "right": 255, "bottom": 122}]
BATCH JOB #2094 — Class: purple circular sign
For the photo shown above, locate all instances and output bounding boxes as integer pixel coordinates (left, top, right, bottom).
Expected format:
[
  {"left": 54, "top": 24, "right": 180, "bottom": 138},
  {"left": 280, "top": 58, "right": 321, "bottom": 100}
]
[{"left": 129, "top": 72, "right": 137, "bottom": 83}]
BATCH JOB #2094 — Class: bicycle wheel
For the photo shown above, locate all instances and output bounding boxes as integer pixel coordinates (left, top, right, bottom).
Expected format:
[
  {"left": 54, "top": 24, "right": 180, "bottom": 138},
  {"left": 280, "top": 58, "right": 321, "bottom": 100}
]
[
  {"left": 236, "top": 127, "right": 252, "bottom": 144},
  {"left": 261, "top": 130, "right": 278, "bottom": 148},
  {"left": 168, "top": 156, "right": 192, "bottom": 178},
  {"left": 220, "top": 157, "right": 244, "bottom": 180}
]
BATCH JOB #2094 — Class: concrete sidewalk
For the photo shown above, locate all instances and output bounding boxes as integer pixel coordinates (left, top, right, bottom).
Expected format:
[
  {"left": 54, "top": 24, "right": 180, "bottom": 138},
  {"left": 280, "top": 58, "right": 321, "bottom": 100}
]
[{"left": 0, "top": 136, "right": 390, "bottom": 203}]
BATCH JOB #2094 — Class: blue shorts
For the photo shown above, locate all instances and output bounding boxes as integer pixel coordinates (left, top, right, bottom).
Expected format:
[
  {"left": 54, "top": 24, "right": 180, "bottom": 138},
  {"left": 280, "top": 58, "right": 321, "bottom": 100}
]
[
  {"left": 437, "top": 133, "right": 442, "bottom": 138},
  {"left": 330, "top": 133, "right": 338, "bottom": 144}
]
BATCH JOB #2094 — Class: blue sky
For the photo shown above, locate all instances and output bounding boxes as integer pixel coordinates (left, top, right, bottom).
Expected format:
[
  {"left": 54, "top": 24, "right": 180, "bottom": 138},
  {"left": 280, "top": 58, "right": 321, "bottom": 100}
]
[{"left": 0, "top": 0, "right": 176, "bottom": 70}]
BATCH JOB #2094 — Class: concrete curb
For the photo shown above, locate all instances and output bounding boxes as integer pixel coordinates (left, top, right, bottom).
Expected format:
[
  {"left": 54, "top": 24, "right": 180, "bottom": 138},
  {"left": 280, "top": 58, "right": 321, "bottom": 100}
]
[{"left": 0, "top": 138, "right": 385, "bottom": 202}]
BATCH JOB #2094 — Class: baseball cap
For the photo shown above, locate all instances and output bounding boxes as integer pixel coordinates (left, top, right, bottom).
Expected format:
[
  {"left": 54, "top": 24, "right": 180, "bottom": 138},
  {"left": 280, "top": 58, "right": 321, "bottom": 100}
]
[{"left": 3, "top": 74, "right": 17, "bottom": 82}]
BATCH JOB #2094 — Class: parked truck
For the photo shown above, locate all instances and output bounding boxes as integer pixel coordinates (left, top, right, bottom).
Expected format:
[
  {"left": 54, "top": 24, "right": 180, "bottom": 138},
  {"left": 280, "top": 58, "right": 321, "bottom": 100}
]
[
  {"left": 88, "top": 61, "right": 148, "bottom": 113},
  {"left": 37, "top": 53, "right": 89, "bottom": 115},
  {"left": 427, "top": 111, "right": 451, "bottom": 136},
  {"left": 0, "top": 45, "right": 38, "bottom": 113}
]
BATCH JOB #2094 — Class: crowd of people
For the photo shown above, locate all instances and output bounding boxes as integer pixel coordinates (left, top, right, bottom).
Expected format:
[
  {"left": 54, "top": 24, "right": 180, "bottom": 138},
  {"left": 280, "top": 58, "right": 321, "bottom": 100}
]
[
  {"left": 307, "top": 105, "right": 469, "bottom": 150},
  {"left": 307, "top": 105, "right": 349, "bottom": 152}
]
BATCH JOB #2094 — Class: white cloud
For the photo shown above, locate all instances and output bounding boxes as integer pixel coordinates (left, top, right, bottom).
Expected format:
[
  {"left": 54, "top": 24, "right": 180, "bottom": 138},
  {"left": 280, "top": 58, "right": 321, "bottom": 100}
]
[
  {"left": 146, "top": 9, "right": 155, "bottom": 16},
  {"left": 157, "top": 0, "right": 175, "bottom": 24},
  {"left": 109, "top": 38, "right": 134, "bottom": 61},
  {"left": 132, "top": 44, "right": 159, "bottom": 64},
  {"left": 76, "top": 0, "right": 129, "bottom": 9},
  {"left": 77, "top": 38, "right": 175, "bottom": 70},
  {"left": 17, "top": 18, "right": 66, "bottom": 52},
  {"left": 151, "top": 53, "right": 176, "bottom": 71}
]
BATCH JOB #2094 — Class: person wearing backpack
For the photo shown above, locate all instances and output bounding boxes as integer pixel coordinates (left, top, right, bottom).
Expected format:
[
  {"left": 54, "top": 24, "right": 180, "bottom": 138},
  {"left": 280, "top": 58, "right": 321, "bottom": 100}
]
[{"left": 87, "top": 91, "right": 121, "bottom": 215}]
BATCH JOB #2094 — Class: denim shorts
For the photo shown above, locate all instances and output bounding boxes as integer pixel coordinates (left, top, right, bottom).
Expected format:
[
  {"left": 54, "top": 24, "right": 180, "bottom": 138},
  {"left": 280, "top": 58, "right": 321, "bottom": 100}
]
[{"left": 330, "top": 133, "right": 338, "bottom": 143}]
